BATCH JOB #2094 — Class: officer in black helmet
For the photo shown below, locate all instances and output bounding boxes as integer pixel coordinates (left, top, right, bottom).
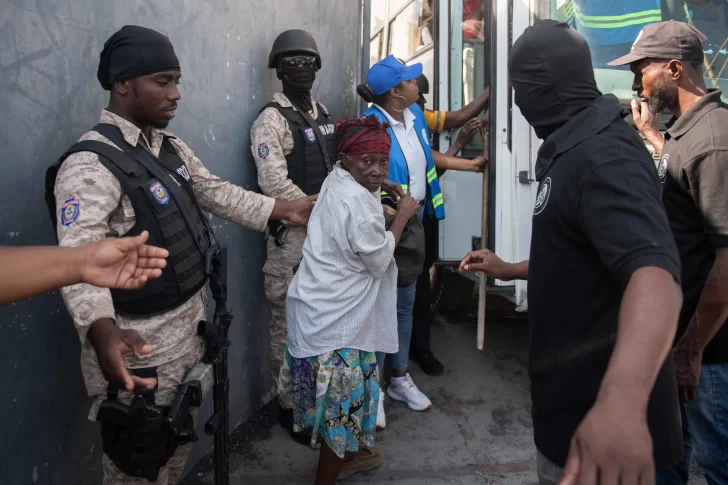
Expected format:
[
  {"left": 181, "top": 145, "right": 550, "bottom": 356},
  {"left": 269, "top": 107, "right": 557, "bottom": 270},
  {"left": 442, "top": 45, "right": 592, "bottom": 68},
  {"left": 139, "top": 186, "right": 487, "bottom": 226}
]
[{"left": 249, "top": 29, "right": 337, "bottom": 447}]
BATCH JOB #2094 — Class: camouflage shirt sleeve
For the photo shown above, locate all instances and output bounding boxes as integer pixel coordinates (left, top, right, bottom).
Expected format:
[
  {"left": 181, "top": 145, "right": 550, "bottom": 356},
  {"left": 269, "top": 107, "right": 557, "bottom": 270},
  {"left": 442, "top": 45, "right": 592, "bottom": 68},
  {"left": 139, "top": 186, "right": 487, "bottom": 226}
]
[
  {"left": 170, "top": 138, "right": 275, "bottom": 232},
  {"left": 250, "top": 108, "right": 306, "bottom": 201},
  {"left": 55, "top": 153, "right": 120, "bottom": 344}
]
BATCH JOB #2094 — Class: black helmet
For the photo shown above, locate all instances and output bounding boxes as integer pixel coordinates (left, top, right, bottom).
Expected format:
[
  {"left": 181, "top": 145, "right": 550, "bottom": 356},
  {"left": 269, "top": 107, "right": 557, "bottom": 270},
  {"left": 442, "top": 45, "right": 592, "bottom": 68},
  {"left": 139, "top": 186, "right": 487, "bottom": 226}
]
[{"left": 268, "top": 29, "right": 322, "bottom": 70}]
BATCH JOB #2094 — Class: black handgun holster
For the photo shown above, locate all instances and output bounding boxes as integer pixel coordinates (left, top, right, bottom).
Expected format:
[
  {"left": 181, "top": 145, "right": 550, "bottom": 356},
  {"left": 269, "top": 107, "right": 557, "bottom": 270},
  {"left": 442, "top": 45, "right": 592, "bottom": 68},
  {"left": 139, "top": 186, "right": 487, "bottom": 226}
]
[{"left": 97, "top": 367, "right": 196, "bottom": 482}]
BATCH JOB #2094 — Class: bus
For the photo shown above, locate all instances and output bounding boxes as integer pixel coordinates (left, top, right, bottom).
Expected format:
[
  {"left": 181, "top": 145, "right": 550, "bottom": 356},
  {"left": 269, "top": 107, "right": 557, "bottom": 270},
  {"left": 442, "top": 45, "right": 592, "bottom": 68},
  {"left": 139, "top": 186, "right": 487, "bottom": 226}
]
[{"left": 366, "top": 0, "right": 728, "bottom": 315}]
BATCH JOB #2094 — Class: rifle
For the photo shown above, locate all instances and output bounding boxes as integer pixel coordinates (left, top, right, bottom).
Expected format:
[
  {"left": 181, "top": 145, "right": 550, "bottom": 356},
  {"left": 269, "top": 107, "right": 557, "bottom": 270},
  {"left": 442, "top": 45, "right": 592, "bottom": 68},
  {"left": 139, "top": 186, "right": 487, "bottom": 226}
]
[{"left": 198, "top": 246, "right": 233, "bottom": 485}]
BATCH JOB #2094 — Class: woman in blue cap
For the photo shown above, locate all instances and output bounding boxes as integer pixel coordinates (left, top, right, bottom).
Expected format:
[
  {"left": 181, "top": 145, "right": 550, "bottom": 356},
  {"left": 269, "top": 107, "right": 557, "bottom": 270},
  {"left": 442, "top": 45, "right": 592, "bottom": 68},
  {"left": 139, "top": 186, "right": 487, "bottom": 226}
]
[{"left": 357, "top": 55, "right": 445, "bottom": 428}]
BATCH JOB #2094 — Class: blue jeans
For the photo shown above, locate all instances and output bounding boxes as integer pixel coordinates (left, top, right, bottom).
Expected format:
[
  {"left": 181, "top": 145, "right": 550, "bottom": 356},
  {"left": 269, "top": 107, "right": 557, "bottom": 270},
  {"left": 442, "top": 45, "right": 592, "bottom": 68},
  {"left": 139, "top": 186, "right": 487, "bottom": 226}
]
[
  {"left": 657, "top": 363, "right": 728, "bottom": 485},
  {"left": 377, "top": 280, "right": 417, "bottom": 373}
]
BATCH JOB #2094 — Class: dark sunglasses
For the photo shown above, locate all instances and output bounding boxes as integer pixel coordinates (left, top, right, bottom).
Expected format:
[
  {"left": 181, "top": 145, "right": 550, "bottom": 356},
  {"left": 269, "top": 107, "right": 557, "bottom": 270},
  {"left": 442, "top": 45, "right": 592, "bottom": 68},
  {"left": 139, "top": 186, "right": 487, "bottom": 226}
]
[{"left": 281, "top": 56, "right": 317, "bottom": 69}]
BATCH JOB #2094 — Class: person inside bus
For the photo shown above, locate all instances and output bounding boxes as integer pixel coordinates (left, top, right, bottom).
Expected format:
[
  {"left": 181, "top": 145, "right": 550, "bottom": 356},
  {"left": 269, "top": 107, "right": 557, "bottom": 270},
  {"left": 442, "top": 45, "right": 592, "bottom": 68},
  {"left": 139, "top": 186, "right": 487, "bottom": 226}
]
[
  {"left": 460, "top": 20, "right": 684, "bottom": 485},
  {"left": 416, "top": 73, "right": 490, "bottom": 136},
  {"left": 280, "top": 116, "right": 421, "bottom": 484},
  {"left": 409, "top": 72, "right": 487, "bottom": 377}
]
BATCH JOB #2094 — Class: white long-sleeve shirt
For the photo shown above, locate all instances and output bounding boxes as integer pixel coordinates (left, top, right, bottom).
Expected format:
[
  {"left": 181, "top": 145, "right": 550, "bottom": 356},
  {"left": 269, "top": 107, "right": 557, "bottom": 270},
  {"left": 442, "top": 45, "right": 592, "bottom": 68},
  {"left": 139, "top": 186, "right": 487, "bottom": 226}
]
[{"left": 286, "top": 165, "right": 399, "bottom": 358}]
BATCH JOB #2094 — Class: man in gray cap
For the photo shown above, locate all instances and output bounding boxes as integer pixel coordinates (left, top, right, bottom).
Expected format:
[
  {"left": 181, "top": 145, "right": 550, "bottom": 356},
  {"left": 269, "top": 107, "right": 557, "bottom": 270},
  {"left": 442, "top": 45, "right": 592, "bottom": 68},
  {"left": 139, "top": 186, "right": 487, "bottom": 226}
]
[
  {"left": 46, "top": 25, "right": 316, "bottom": 484},
  {"left": 610, "top": 20, "right": 728, "bottom": 485}
]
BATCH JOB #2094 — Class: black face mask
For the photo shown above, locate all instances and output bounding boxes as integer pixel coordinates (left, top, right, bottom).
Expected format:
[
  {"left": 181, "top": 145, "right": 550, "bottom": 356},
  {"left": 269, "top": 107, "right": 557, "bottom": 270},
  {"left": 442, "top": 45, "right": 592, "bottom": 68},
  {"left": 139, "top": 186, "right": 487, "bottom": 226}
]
[
  {"left": 514, "top": 83, "right": 569, "bottom": 140},
  {"left": 278, "top": 66, "right": 316, "bottom": 111},
  {"left": 509, "top": 20, "right": 601, "bottom": 140}
]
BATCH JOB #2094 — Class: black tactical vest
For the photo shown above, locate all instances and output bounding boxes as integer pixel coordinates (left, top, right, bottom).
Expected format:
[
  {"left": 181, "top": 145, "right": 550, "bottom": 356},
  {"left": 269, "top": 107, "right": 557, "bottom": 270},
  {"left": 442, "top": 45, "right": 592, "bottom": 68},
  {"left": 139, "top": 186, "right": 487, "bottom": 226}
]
[
  {"left": 45, "top": 123, "right": 213, "bottom": 316},
  {"left": 261, "top": 101, "right": 338, "bottom": 195}
]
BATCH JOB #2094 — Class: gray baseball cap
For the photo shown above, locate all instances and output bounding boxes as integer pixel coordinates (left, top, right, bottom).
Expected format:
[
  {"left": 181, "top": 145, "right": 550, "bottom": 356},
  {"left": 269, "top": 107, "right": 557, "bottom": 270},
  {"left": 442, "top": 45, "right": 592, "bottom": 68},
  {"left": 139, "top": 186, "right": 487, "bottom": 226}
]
[{"left": 608, "top": 20, "right": 707, "bottom": 66}]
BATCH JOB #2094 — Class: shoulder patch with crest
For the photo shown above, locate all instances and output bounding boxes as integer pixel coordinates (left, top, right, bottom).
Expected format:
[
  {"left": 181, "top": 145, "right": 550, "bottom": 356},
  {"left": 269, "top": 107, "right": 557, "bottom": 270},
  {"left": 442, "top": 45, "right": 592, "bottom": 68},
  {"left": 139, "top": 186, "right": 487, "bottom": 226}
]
[
  {"left": 61, "top": 197, "right": 80, "bottom": 226},
  {"left": 258, "top": 143, "right": 270, "bottom": 159}
]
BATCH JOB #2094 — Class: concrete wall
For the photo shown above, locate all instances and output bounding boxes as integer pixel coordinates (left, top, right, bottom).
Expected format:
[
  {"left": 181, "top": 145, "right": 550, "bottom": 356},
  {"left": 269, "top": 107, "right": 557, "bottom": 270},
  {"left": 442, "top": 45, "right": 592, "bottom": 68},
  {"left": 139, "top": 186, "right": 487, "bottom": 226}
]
[{"left": 0, "top": 1, "right": 361, "bottom": 483}]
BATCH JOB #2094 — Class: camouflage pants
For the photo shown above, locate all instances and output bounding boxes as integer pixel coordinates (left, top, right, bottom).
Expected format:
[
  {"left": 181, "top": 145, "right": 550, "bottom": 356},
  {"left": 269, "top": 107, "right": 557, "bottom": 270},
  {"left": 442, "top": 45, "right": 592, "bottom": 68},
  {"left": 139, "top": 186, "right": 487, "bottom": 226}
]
[
  {"left": 263, "top": 273, "right": 293, "bottom": 408},
  {"left": 101, "top": 343, "right": 204, "bottom": 485}
]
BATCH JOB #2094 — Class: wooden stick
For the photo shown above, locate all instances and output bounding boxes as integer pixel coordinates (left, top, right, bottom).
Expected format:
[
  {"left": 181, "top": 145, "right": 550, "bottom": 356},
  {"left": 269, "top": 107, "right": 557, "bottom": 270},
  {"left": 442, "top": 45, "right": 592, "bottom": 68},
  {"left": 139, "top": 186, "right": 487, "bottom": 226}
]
[{"left": 477, "top": 152, "right": 490, "bottom": 351}]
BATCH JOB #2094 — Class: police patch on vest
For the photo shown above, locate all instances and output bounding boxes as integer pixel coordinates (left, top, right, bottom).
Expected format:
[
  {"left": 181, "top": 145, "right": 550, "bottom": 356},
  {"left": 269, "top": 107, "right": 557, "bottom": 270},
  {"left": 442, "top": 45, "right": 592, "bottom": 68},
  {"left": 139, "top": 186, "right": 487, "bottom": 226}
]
[
  {"left": 658, "top": 154, "right": 669, "bottom": 184},
  {"left": 149, "top": 181, "right": 170, "bottom": 205},
  {"left": 319, "top": 123, "right": 335, "bottom": 136},
  {"left": 176, "top": 165, "right": 191, "bottom": 181},
  {"left": 257, "top": 143, "right": 269, "bottom": 159},
  {"left": 304, "top": 127, "right": 317, "bottom": 143},
  {"left": 61, "top": 197, "right": 80, "bottom": 226},
  {"left": 533, "top": 177, "right": 551, "bottom": 215},
  {"left": 421, "top": 128, "right": 430, "bottom": 146}
]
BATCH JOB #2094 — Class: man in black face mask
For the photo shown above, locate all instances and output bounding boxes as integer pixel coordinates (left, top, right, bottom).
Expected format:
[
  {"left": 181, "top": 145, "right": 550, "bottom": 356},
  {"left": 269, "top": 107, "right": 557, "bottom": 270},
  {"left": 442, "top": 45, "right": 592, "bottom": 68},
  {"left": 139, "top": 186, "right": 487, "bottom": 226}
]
[
  {"left": 460, "top": 20, "right": 684, "bottom": 485},
  {"left": 250, "top": 29, "right": 338, "bottom": 447}
]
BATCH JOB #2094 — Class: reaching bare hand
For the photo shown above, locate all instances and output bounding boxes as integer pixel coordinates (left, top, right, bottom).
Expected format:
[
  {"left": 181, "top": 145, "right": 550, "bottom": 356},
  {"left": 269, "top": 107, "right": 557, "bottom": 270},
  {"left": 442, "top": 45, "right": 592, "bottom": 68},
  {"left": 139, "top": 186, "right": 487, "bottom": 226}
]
[
  {"left": 456, "top": 118, "right": 483, "bottom": 147},
  {"left": 396, "top": 193, "right": 421, "bottom": 221},
  {"left": 87, "top": 319, "right": 157, "bottom": 391},
  {"left": 288, "top": 194, "right": 319, "bottom": 225},
  {"left": 459, "top": 249, "right": 510, "bottom": 280},
  {"left": 81, "top": 231, "right": 168, "bottom": 290},
  {"left": 381, "top": 180, "right": 406, "bottom": 200}
]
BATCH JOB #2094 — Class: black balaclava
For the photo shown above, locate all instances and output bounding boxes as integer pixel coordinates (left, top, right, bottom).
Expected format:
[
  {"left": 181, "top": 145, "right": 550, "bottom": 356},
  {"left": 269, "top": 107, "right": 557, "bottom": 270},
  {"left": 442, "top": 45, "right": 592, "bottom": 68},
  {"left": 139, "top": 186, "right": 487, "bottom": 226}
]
[
  {"left": 97, "top": 25, "right": 180, "bottom": 90},
  {"left": 277, "top": 56, "right": 317, "bottom": 112},
  {"left": 509, "top": 20, "right": 601, "bottom": 139}
]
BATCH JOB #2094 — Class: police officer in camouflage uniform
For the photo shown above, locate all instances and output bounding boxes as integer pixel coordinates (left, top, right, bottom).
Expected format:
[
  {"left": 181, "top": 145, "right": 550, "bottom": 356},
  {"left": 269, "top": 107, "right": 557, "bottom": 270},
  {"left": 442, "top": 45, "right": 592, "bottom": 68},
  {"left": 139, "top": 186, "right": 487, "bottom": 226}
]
[
  {"left": 47, "top": 25, "right": 315, "bottom": 485},
  {"left": 250, "top": 30, "right": 337, "bottom": 411}
]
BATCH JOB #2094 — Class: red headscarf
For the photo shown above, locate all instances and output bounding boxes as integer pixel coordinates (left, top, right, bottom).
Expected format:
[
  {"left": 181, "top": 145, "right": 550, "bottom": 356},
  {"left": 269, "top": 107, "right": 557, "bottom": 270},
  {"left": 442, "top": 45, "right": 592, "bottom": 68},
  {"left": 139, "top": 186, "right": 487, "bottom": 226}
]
[{"left": 334, "top": 115, "right": 391, "bottom": 156}]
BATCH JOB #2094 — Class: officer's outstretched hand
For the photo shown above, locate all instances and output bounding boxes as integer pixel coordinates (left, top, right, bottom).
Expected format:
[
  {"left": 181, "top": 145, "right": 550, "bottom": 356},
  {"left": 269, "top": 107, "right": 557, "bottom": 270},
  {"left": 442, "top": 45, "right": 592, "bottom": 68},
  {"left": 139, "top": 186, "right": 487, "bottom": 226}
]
[
  {"left": 459, "top": 249, "right": 509, "bottom": 280},
  {"left": 87, "top": 319, "right": 157, "bottom": 391},
  {"left": 286, "top": 194, "right": 319, "bottom": 226},
  {"left": 81, "top": 231, "right": 169, "bottom": 290}
]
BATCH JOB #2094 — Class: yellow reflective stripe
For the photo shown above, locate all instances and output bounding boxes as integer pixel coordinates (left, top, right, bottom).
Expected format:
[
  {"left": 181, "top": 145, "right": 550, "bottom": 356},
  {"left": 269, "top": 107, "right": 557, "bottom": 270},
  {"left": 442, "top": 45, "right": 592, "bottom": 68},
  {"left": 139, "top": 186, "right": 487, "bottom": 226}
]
[
  {"left": 381, "top": 184, "right": 409, "bottom": 197},
  {"left": 578, "top": 15, "right": 661, "bottom": 29},
  {"left": 432, "top": 193, "right": 444, "bottom": 208},
  {"left": 573, "top": 5, "right": 661, "bottom": 29},
  {"left": 573, "top": 7, "right": 661, "bottom": 22},
  {"left": 427, "top": 167, "right": 437, "bottom": 183}
]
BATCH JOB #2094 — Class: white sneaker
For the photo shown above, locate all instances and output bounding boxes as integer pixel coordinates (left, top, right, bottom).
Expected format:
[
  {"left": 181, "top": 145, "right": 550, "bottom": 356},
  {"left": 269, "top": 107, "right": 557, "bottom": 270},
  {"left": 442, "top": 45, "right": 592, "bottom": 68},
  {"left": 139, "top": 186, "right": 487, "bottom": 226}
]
[
  {"left": 387, "top": 373, "right": 432, "bottom": 411},
  {"left": 376, "top": 391, "right": 386, "bottom": 430}
]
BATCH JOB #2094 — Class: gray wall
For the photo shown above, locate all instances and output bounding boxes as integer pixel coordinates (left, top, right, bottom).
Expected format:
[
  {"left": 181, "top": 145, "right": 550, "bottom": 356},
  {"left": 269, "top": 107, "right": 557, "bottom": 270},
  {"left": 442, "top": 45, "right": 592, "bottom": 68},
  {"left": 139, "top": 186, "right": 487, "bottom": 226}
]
[{"left": 0, "top": 1, "right": 361, "bottom": 483}]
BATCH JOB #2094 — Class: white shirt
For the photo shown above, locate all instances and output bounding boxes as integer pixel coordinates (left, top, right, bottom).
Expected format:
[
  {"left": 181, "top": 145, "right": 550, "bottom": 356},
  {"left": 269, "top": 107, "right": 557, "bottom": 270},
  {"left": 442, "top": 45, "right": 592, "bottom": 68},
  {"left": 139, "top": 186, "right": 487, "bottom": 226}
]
[
  {"left": 286, "top": 165, "right": 399, "bottom": 358},
  {"left": 374, "top": 105, "right": 428, "bottom": 202}
]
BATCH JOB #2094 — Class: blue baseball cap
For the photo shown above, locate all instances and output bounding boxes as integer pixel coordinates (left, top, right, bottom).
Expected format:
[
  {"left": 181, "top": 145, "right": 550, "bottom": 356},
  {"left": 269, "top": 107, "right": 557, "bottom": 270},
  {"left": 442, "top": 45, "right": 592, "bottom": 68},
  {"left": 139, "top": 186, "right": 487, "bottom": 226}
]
[{"left": 366, "top": 55, "right": 423, "bottom": 95}]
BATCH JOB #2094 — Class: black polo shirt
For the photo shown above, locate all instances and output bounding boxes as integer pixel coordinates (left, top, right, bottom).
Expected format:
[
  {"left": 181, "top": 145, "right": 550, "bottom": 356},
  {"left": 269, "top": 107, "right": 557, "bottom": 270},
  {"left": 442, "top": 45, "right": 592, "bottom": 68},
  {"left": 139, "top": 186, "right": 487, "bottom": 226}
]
[
  {"left": 528, "top": 95, "right": 683, "bottom": 469},
  {"left": 660, "top": 90, "right": 728, "bottom": 364}
]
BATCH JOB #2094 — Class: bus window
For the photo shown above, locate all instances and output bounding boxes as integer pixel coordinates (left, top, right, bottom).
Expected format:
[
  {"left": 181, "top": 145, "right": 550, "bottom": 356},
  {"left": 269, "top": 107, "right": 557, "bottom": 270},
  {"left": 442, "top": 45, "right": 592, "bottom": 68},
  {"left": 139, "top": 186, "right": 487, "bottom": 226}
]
[
  {"left": 388, "top": 0, "right": 435, "bottom": 60},
  {"left": 371, "top": 32, "right": 384, "bottom": 67},
  {"left": 372, "top": 0, "right": 388, "bottom": 36},
  {"left": 450, "top": 0, "right": 487, "bottom": 154},
  {"left": 543, "top": 0, "right": 728, "bottom": 101}
]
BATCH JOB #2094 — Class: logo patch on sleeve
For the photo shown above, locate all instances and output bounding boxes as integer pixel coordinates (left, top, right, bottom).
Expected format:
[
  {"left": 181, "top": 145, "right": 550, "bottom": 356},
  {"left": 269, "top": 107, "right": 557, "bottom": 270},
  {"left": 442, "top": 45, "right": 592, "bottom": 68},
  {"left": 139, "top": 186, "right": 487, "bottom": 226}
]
[
  {"left": 149, "top": 181, "right": 170, "bottom": 205},
  {"left": 304, "top": 127, "right": 317, "bottom": 143},
  {"left": 61, "top": 197, "right": 80, "bottom": 226},
  {"left": 257, "top": 143, "right": 270, "bottom": 159}
]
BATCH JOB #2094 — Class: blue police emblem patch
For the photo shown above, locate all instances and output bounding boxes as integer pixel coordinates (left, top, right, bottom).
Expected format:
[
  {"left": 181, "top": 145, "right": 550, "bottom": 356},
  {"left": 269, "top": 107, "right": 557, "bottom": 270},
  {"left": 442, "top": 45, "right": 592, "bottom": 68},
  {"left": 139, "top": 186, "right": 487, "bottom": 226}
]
[
  {"left": 258, "top": 143, "right": 270, "bottom": 159},
  {"left": 61, "top": 197, "right": 80, "bottom": 226},
  {"left": 304, "top": 127, "right": 317, "bottom": 143},
  {"left": 149, "top": 181, "right": 170, "bottom": 205}
]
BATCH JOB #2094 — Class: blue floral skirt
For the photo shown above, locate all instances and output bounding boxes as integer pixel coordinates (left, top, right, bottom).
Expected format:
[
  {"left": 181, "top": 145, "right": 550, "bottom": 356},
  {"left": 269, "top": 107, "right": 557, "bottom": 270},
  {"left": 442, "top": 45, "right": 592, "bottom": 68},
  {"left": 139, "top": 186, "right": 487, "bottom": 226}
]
[{"left": 278, "top": 347, "right": 380, "bottom": 458}]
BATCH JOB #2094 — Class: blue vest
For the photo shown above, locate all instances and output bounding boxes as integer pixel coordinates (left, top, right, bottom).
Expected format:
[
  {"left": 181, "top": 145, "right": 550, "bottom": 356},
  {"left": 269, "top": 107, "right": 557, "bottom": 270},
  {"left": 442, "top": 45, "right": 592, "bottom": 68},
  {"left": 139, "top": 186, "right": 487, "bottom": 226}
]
[
  {"left": 363, "top": 104, "right": 445, "bottom": 220},
  {"left": 573, "top": 0, "right": 661, "bottom": 46}
]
